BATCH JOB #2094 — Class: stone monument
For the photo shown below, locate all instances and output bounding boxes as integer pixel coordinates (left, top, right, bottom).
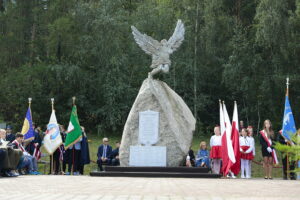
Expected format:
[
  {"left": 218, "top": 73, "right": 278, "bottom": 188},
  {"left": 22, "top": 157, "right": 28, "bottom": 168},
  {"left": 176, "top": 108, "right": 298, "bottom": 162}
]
[
  {"left": 119, "top": 20, "right": 196, "bottom": 167},
  {"left": 129, "top": 110, "right": 166, "bottom": 167}
]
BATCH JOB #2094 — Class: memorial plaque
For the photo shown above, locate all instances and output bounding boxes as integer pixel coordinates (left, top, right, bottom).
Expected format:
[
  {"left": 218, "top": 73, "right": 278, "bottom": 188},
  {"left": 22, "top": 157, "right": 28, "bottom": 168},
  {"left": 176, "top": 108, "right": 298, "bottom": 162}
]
[
  {"left": 139, "top": 110, "right": 159, "bottom": 145},
  {"left": 129, "top": 146, "right": 166, "bottom": 167}
]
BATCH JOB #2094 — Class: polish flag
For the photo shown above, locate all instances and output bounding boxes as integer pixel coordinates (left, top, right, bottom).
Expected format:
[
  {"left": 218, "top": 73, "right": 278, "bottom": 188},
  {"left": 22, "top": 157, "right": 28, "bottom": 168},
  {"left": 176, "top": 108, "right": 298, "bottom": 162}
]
[
  {"left": 221, "top": 101, "right": 236, "bottom": 176},
  {"left": 230, "top": 101, "right": 240, "bottom": 175}
]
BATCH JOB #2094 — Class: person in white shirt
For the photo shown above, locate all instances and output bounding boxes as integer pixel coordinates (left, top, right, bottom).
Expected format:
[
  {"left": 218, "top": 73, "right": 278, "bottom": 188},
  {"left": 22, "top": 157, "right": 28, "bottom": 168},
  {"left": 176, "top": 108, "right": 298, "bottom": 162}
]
[
  {"left": 210, "top": 126, "right": 222, "bottom": 174},
  {"left": 247, "top": 126, "right": 255, "bottom": 178},
  {"left": 239, "top": 128, "right": 253, "bottom": 178}
]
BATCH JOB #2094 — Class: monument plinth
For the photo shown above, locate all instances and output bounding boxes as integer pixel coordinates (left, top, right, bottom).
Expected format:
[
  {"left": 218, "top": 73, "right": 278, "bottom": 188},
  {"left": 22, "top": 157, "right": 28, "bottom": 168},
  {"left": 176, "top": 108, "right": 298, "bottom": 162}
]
[{"left": 119, "top": 78, "right": 195, "bottom": 167}]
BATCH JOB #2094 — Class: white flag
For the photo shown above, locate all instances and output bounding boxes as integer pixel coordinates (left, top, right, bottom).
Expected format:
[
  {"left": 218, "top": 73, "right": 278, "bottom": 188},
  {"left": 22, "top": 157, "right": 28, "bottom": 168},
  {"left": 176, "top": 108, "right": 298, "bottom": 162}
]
[{"left": 43, "top": 110, "right": 63, "bottom": 155}]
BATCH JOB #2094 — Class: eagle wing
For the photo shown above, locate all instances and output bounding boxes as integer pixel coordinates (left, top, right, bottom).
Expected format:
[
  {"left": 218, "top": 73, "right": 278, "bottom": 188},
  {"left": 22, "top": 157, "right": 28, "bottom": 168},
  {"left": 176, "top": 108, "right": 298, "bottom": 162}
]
[
  {"left": 166, "top": 19, "right": 185, "bottom": 53},
  {"left": 131, "top": 26, "right": 162, "bottom": 56}
]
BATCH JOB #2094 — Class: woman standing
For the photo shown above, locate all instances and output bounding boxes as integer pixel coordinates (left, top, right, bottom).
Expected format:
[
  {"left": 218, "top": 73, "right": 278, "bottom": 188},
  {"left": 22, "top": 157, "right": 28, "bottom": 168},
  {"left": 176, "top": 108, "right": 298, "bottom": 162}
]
[{"left": 260, "top": 119, "right": 278, "bottom": 179}]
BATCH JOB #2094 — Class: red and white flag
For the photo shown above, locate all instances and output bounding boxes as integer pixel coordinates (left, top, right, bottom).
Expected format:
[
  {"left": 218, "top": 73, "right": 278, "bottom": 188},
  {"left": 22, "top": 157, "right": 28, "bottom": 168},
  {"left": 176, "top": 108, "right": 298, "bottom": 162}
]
[
  {"left": 33, "top": 143, "right": 41, "bottom": 161},
  {"left": 221, "top": 101, "right": 236, "bottom": 176},
  {"left": 230, "top": 101, "right": 240, "bottom": 175}
]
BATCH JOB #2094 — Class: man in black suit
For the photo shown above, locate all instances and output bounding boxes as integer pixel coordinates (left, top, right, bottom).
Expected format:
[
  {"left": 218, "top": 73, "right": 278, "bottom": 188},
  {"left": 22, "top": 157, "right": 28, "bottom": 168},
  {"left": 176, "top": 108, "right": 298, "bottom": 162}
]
[
  {"left": 97, "top": 137, "right": 112, "bottom": 171},
  {"left": 5, "top": 125, "right": 15, "bottom": 143},
  {"left": 110, "top": 142, "right": 120, "bottom": 166}
]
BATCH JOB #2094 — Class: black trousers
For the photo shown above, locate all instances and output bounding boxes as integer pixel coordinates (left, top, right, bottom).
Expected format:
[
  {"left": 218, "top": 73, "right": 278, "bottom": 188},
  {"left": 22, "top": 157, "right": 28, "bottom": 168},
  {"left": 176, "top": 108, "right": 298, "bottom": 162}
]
[
  {"left": 282, "top": 156, "right": 296, "bottom": 180},
  {"left": 49, "top": 150, "right": 60, "bottom": 174},
  {"left": 62, "top": 149, "right": 70, "bottom": 172},
  {"left": 0, "top": 149, "right": 7, "bottom": 171},
  {"left": 68, "top": 149, "right": 81, "bottom": 173},
  {"left": 97, "top": 159, "right": 110, "bottom": 171}
]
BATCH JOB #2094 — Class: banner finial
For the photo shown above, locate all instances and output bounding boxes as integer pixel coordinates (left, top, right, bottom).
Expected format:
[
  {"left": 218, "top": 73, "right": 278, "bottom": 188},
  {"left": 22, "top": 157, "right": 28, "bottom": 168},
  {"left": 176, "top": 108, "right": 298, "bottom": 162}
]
[
  {"left": 72, "top": 96, "right": 76, "bottom": 105},
  {"left": 51, "top": 98, "right": 54, "bottom": 110},
  {"left": 28, "top": 98, "right": 32, "bottom": 107},
  {"left": 286, "top": 77, "right": 289, "bottom": 96}
]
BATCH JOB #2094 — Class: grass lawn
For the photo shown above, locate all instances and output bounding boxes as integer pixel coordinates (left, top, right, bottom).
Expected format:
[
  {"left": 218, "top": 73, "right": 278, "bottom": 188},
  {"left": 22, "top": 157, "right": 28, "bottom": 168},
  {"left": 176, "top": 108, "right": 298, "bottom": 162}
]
[{"left": 38, "top": 133, "right": 283, "bottom": 178}]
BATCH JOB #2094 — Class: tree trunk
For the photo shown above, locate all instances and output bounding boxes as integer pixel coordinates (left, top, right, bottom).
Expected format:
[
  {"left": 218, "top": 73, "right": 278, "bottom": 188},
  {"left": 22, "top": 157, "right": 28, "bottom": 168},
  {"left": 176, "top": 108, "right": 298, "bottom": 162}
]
[{"left": 193, "top": 0, "right": 199, "bottom": 121}]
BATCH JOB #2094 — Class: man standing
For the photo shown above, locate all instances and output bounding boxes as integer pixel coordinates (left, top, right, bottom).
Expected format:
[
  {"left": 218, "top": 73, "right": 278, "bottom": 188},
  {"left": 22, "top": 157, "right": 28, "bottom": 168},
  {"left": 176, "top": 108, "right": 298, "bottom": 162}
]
[
  {"left": 97, "top": 138, "right": 112, "bottom": 171},
  {"left": 25, "top": 123, "right": 42, "bottom": 156},
  {"left": 278, "top": 130, "right": 296, "bottom": 180}
]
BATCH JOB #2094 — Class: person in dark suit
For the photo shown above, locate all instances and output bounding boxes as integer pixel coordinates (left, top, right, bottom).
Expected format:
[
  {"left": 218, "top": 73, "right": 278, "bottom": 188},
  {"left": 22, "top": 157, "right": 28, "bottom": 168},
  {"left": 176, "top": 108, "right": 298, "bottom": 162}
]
[
  {"left": 79, "top": 126, "right": 90, "bottom": 175},
  {"left": 110, "top": 142, "right": 120, "bottom": 166},
  {"left": 278, "top": 130, "right": 296, "bottom": 180},
  {"left": 5, "top": 125, "right": 15, "bottom": 143},
  {"left": 25, "top": 123, "right": 42, "bottom": 155},
  {"left": 97, "top": 137, "right": 112, "bottom": 171}
]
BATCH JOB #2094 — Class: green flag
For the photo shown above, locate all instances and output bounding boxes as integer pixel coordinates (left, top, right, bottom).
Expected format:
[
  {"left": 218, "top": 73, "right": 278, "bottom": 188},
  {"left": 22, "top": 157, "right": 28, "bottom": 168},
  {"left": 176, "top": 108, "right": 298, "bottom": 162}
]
[{"left": 65, "top": 105, "right": 82, "bottom": 149}]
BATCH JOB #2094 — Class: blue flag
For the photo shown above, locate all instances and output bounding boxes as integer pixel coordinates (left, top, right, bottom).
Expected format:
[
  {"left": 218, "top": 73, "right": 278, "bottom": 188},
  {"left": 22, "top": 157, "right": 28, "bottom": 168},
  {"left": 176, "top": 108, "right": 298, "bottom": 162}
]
[
  {"left": 21, "top": 107, "right": 34, "bottom": 140},
  {"left": 282, "top": 96, "right": 296, "bottom": 141}
]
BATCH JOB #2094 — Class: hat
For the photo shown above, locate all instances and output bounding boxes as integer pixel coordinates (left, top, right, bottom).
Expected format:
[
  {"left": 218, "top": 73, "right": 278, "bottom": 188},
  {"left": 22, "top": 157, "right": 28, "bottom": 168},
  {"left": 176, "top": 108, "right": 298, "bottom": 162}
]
[{"left": 6, "top": 125, "right": 12, "bottom": 130}]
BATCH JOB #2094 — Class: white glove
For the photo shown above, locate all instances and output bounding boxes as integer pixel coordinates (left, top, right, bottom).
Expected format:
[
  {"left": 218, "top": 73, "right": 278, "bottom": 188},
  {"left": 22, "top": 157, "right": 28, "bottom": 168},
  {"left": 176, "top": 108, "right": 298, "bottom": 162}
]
[
  {"left": 267, "top": 147, "right": 272, "bottom": 153},
  {"left": 186, "top": 155, "right": 190, "bottom": 161}
]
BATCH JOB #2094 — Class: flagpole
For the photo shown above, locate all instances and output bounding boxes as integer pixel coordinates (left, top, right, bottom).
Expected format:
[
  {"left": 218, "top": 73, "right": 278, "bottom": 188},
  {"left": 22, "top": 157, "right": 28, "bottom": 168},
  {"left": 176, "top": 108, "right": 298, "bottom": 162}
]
[
  {"left": 52, "top": 98, "right": 62, "bottom": 174},
  {"left": 285, "top": 78, "right": 290, "bottom": 179},
  {"left": 27, "top": 98, "right": 33, "bottom": 143},
  {"left": 72, "top": 96, "right": 76, "bottom": 175},
  {"left": 51, "top": 98, "right": 55, "bottom": 175}
]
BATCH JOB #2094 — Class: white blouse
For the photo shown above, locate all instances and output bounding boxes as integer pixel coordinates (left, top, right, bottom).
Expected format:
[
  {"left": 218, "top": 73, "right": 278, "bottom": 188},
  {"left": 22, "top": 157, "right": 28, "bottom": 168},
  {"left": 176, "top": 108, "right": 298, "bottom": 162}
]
[
  {"left": 210, "top": 135, "right": 222, "bottom": 147},
  {"left": 239, "top": 136, "right": 253, "bottom": 153}
]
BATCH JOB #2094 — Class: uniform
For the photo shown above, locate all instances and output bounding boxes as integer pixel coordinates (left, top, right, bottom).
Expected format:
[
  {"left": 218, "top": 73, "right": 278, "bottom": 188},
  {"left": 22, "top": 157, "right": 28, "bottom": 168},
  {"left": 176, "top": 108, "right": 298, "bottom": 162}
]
[
  {"left": 209, "top": 135, "right": 222, "bottom": 174},
  {"left": 248, "top": 136, "right": 255, "bottom": 177},
  {"left": 239, "top": 136, "right": 253, "bottom": 178}
]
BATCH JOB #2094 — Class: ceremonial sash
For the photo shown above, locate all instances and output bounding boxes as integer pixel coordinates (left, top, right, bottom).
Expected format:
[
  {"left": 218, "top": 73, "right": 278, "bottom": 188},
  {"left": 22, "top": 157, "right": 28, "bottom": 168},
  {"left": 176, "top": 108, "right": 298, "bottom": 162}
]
[
  {"left": 12, "top": 140, "right": 25, "bottom": 152},
  {"left": 260, "top": 130, "right": 279, "bottom": 164}
]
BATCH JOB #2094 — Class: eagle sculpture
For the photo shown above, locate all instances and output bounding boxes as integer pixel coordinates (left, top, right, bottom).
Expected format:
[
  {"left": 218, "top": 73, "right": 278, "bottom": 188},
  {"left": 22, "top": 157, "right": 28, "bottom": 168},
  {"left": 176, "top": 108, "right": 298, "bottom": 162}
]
[{"left": 131, "top": 20, "right": 185, "bottom": 78}]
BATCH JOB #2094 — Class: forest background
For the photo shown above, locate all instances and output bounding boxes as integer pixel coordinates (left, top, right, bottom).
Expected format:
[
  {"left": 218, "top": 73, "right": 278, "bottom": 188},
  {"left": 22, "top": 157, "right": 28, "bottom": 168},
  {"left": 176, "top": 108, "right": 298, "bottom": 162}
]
[{"left": 0, "top": 0, "right": 300, "bottom": 137}]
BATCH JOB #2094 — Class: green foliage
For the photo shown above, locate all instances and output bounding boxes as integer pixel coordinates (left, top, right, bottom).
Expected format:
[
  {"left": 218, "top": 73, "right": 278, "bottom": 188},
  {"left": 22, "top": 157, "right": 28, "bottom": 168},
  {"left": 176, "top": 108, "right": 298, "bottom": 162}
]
[
  {"left": 274, "top": 135, "right": 300, "bottom": 173},
  {"left": 0, "top": 0, "right": 300, "bottom": 135}
]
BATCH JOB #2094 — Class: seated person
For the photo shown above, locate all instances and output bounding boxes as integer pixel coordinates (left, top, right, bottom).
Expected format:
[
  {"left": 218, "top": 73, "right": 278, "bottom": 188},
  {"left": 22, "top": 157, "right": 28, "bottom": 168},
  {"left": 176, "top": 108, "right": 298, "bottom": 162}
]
[
  {"left": 0, "top": 129, "right": 22, "bottom": 177},
  {"left": 185, "top": 147, "right": 195, "bottom": 167},
  {"left": 11, "top": 133, "right": 40, "bottom": 175},
  {"left": 5, "top": 125, "right": 15, "bottom": 143},
  {"left": 0, "top": 146, "right": 8, "bottom": 176},
  {"left": 97, "top": 137, "right": 112, "bottom": 171},
  {"left": 195, "top": 141, "right": 210, "bottom": 168},
  {"left": 110, "top": 142, "right": 120, "bottom": 166}
]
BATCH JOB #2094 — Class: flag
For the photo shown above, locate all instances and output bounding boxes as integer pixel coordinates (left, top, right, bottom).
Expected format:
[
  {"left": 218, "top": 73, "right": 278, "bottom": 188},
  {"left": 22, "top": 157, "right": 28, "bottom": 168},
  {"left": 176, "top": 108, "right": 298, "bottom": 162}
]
[
  {"left": 64, "top": 105, "right": 82, "bottom": 149},
  {"left": 43, "top": 110, "right": 63, "bottom": 155},
  {"left": 33, "top": 143, "right": 42, "bottom": 160},
  {"left": 282, "top": 96, "right": 296, "bottom": 141},
  {"left": 221, "top": 102, "right": 236, "bottom": 176},
  {"left": 21, "top": 107, "right": 34, "bottom": 140},
  {"left": 230, "top": 101, "right": 240, "bottom": 175},
  {"left": 220, "top": 101, "right": 225, "bottom": 137}
]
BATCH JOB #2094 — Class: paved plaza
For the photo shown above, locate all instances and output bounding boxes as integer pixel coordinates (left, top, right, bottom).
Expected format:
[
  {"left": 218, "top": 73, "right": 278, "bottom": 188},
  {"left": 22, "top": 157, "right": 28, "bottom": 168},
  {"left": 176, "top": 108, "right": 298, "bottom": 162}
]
[{"left": 0, "top": 176, "right": 299, "bottom": 200}]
